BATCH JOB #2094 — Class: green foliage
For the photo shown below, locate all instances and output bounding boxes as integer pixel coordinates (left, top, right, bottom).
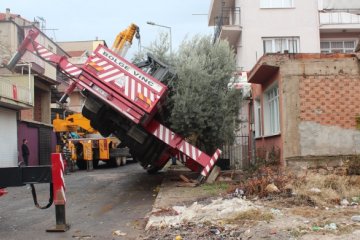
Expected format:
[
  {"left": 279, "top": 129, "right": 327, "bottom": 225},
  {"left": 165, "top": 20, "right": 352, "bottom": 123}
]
[
  {"left": 170, "top": 35, "right": 240, "bottom": 153},
  {"left": 131, "top": 31, "right": 171, "bottom": 64},
  {"left": 132, "top": 33, "right": 241, "bottom": 154}
]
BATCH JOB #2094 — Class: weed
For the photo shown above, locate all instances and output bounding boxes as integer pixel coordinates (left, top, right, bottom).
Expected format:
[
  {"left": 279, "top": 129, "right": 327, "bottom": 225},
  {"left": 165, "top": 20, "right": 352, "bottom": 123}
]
[{"left": 201, "top": 182, "right": 229, "bottom": 196}]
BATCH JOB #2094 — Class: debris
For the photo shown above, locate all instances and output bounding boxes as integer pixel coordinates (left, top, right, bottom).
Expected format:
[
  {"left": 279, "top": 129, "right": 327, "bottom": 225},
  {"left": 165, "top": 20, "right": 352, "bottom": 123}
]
[
  {"left": 341, "top": 199, "right": 349, "bottom": 206},
  {"left": 151, "top": 208, "right": 179, "bottom": 217},
  {"left": 324, "top": 223, "right": 337, "bottom": 230},
  {"left": 179, "top": 174, "right": 191, "bottom": 183},
  {"left": 265, "top": 183, "right": 280, "bottom": 193},
  {"left": 210, "top": 228, "right": 221, "bottom": 235},
  {"left": 233, "top": 188, "right": 245, "bottom": 198},
  {"left": 352, "top": 197, "right": 360, "bottom": 203},
  {"left": 72, "top": 235, "right": 93, "bottom": 239},
  {"left": 206, "top": 166, "right": 221, "bottom": 184},
  {"left": 217, "top": 176, "right": 233, "bottom": 182},
  {"left": 311, "top": 226, "right": 322, "bottom": 231},
  {"left": 146, "top": 197, "right": 258, "bottom": 229},
  {"left": 112, "top": 230, "right": 127, "bottom": 236},
  {"left": 351, "top": 215, "right": 360, "bottom": 222},
  {"left": 270, "top": 228, "right": 277, "bottom": 235},
  {"left": 175, "top": 235, "right": 182, "bottom": 240},
  {"left": 176, "top": 182, "right": 198, "bottom": 187},
  {"left": 270, "top": 208, "right": 282, "bottom": 216},
  {"left": 309, "top": 188, "right": 321, "bottom": 194}
]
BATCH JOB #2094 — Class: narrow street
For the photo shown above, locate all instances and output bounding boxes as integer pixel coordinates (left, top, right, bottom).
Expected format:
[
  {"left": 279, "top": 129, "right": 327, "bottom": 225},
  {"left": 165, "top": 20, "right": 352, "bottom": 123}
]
[{"left": 0, "top": 163, "right": 164, "bottom": 240}]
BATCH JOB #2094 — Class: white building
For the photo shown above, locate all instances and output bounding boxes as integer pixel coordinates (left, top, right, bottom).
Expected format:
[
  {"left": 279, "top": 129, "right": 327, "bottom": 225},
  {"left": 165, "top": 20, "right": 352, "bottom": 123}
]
[
  {"left": 209, "top": 0, "right": 360, "bottom": 72},
  {"left": 208, "top": 0, "right": 360, "bottom": 167}
]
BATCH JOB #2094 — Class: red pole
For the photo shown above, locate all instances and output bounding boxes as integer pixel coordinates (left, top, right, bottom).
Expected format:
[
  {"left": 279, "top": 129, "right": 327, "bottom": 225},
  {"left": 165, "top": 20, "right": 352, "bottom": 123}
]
[{"left": 46, "top": 153, "right": 70, "bottom": 232}]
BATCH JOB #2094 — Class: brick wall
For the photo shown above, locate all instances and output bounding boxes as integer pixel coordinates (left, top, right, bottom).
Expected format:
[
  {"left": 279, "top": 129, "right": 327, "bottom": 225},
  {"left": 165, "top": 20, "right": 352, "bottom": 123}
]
[{"left": 299, "top": 75, "right": 360, "bottom": 129}]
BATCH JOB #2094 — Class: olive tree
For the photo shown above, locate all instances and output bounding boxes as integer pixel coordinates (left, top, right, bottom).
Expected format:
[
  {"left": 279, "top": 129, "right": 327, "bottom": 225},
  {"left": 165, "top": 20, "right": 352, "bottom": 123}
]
[{"left": 132, "top": 34, "right": 241, "bottom": 153}]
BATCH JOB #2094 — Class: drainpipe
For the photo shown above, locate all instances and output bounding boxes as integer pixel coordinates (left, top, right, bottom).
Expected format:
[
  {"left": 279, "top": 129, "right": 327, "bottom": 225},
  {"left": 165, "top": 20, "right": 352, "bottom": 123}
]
[{"left": 16, "top": 63, "right": 32, "bottom": 104}]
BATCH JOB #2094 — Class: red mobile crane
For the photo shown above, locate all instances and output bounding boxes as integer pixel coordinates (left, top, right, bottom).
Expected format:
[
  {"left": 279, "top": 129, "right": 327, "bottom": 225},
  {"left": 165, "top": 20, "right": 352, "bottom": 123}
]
[{"left": 7, "top": 24, "right": 221, "bottom": 181}]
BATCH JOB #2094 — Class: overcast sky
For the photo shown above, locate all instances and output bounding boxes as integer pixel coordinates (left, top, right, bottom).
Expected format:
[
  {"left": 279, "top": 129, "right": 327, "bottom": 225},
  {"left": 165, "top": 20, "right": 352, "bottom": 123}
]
[{"left": 2, "top": 0, "right": 213, "bottom": 57}]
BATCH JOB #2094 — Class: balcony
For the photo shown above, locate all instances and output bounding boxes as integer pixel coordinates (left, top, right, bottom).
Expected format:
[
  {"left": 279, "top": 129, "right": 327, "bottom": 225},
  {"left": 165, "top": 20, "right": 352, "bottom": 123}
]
[
  {"left": 319, "top": 11, "right": 360, "bottom": 32},
  {"left": 213, "top": 7, "right": 242, "bottom": 48},
  {"left": 0, "top": 76, "right": 33, "bottom": 109}
]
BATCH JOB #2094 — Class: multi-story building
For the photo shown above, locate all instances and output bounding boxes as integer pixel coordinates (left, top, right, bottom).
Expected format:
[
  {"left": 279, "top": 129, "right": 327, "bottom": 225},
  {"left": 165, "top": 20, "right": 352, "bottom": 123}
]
[
  {"left": 209, "top": 0, "right": 360, "bottom": 71},
  {"left": 208, "top": 0, "right": 360, "bottom": 167},
  {"left": 0, "top": 8, "right": 68, "bottom": 166}
]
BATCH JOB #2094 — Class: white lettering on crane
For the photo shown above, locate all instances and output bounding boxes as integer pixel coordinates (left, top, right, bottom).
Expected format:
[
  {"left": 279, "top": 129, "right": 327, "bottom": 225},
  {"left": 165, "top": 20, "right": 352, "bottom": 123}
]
[{"left": 98, "top": 48, "right": 163, "bottom": 93}]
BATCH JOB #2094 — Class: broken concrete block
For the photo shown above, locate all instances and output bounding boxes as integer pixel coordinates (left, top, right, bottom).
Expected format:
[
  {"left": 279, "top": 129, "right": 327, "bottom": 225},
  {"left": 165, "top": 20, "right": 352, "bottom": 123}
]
[{"left": 206, "top": 166, "right": 221, "bottom": 184}]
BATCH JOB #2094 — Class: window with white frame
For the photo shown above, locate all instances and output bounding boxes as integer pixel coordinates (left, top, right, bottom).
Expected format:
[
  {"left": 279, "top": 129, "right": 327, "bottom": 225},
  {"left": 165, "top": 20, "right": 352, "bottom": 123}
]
[
  {"left": 320, "top": 40, "right": 356, "bottom": 53},
  {"left": 263, "top": 37, "right": 300, "bottom": 54},
  {"left": 254, "top": 99, "right": 262, "bottom": 138},
  {"left": 264, "top": 84, "right": 280, "bottom": 135},
  {"left": 260, "top": 0, "right": 294, "bottom": 8}
]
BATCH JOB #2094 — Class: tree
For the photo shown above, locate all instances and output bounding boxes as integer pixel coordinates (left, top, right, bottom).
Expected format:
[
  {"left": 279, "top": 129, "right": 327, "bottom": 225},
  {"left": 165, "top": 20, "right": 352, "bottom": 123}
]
[
  {"left": 170, "top": 35, "right": 241, "bottom": 153},
  {"left": 132, "top": 34, "right": 241, "bottom": 154},
  {"left": 131, "top": 31, "right": 171, "bottom": 65}
]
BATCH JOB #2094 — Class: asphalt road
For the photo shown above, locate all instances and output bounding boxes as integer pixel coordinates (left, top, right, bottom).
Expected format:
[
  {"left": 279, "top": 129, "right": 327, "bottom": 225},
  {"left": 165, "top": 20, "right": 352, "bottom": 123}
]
[{"left": 0, "top": 163, "right": 164, "bottom": 240}]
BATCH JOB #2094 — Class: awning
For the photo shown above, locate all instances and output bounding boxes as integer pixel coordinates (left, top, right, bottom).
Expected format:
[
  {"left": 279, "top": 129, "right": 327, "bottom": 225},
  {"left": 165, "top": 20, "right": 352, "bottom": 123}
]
[{"left": 248, "top": 64, "right": 279, "bottom": 84}]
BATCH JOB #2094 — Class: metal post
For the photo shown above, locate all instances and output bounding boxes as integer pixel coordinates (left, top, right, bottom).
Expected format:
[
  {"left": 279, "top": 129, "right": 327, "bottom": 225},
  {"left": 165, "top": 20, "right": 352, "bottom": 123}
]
[
  {"left": 146, "top": 21, "right": 172, "bottom": 56},
  {"left": 46, "top": 153, "right": 70, "bottom": 232}
]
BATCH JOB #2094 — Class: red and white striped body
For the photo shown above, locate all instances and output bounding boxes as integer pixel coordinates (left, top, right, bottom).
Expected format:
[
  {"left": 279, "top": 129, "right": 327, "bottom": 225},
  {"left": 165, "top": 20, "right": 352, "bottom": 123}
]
[
  {"left": 82, "top": 46, "right": 167, "bottom": 116},
  {"left": 146, "top": 120, "right": 221, "bottom": 177},
  {"left": 51, "top": 153, "right": 66, "bottom": 205}
]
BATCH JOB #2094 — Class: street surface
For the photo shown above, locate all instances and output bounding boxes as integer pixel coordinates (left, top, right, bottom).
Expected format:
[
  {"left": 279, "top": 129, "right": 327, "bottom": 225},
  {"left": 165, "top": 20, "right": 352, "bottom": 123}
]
[{"left": 0, "top": 163, "right": 164, "bottom": 240}]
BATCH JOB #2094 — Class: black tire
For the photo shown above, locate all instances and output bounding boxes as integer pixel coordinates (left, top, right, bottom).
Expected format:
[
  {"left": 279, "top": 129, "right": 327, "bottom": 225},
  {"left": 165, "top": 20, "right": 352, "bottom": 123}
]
[
  {"left": 93, "top": 159, "right": 99, "bottom": 169},
  {"left": 76, "top": 159, "right": 87, "bottom": 170},
  {"left": 147, "top": 165, "right": 161, "bottom": 174}
]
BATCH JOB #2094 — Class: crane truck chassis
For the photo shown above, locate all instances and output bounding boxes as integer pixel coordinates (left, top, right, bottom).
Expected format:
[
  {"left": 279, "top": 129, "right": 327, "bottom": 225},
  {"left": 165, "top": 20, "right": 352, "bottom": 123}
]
[
  {"left": 53, "top": 113, "right": 130, "bottom": 170},
  {"left": 7, "top": 26, "right": 221, "bottom": 181}
]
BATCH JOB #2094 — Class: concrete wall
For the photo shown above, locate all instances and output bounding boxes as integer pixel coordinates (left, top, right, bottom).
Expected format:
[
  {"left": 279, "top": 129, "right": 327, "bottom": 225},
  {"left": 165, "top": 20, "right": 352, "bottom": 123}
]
[
  {"left": 236, "top": 0, "right": 320, "bottom": 71},
  {"left": 251, "top": 54, "right": 360, "bottom": 167},
  {"left": 297, "top": 56, "right": 360, "bottom": 157},
  {"left": 57, "top": 40, "right": 106, "bottom": 52},
  {"left": 0, "top": 22, "right": 19, "bottom": 61}
]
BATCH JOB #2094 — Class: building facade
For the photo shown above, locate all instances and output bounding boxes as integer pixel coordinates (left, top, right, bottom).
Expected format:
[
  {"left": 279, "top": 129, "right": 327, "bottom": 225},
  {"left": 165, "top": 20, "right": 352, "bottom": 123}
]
[
  {"left": 208, "top": 0, "right": 360, "bottom": 167},
  {"left": 249, "top": 53, "right": 360, "bottom": 168},
  {"left": 0, "top": 9, "right": 67, "bottom": 166}
]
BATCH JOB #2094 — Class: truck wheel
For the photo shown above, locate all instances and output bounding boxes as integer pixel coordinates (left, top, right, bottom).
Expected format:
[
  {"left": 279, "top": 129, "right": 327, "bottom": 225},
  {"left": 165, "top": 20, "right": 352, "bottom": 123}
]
[
  {"left": 76, "top": 159, "right": 87, "bottom": 170},
  {"left": 121, "top": 157, "right": 127, "bottom": 166},
  {"left": 107, "top": 157, "right": 119, "bottom": 168},
  {"left": 147, "top": 165, "right": 161, "bottom": 174},
  {"left": 93, "top": 159, "right": 99, "bottom": 169}
]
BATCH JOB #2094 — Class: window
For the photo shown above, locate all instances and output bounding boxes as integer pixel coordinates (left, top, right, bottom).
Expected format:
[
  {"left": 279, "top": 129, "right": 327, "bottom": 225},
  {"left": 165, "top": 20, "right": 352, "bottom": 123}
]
[
  {"left": 260, "top": 0, "right": 294, "bottom": 8},
  {"left": 254, "top": 99, "right": 262, "bottom": 138},
  {"left": 263, "top": 37, "right": 300, "bottom": 54},
  {"left": 320, "top": 40, "right": 356, "bottom": 53},
  {"left": 264, "top": 85, "right": 280, "bottom": 135}
]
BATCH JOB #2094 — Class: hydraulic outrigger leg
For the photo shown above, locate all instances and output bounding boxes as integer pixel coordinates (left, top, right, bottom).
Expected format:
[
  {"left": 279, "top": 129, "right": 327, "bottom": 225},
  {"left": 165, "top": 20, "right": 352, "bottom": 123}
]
[{"left": 0, "top": 153, "right": 69, "bottom": 232}]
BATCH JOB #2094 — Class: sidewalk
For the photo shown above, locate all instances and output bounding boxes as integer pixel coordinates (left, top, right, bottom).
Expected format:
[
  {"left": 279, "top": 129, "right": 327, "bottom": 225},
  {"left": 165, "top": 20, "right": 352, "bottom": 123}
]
[{"left": 153, "top": 164, "right": 215, "bottom": 209}]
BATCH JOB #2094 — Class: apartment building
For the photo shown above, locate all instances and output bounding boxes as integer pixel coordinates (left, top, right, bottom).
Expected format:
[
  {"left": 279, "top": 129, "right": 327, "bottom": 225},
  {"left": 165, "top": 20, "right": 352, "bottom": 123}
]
[
  {"left": 208, "top": 0, "right": 360, "bottom": 167},
  {"left": 209, "top": 0, "right": 360, "bottom": 71},
  {"left": 0, "top": 9, "right": 68, "bottom": 166}
]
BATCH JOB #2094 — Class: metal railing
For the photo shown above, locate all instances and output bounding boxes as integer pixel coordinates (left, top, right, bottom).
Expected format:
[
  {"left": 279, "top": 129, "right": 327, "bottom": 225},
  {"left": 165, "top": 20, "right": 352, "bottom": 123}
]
[
  {"left": 0, "top": 76, "right": 32, "bottom": 105},
  {"left": 213, "top": 7, "right": 241, "bottom": 43},
  {"left": 221, "top": 135, "right": 249, "bottom": 169},
  {"left": 320, "top": 11, "right": 360, "bottom": 25}
]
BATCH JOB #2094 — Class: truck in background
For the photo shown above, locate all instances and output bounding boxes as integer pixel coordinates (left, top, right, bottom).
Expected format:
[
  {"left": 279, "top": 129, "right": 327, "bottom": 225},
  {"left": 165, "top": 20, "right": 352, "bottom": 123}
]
[{"left": 53, "top": 113, "right": 129, "bottom": 170}]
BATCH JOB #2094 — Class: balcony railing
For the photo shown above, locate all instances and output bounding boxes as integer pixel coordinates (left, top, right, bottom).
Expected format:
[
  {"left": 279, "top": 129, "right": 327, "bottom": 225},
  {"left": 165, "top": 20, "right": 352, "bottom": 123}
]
[
  {"left": 213, "top": 7, "right": 241, "bottom": 43},
  {"left": 320, "top": 11, "right": 360, "bottom": 25},
  {"left": 0, "top": 77, "right": 32, "bottom": 106}
]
